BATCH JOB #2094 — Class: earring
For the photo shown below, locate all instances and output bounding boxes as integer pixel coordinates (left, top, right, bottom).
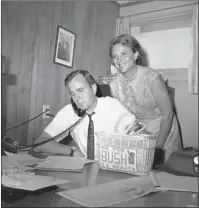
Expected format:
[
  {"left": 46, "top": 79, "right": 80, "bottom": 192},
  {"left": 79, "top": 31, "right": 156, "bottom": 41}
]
[{"left": 135, "top": 55, "right": 140, "bottom": 61}]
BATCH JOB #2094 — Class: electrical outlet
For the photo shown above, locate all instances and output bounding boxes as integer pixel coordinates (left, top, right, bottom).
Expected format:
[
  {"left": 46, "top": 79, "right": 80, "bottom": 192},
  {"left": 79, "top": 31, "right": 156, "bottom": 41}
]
[{"left": 43, "top": 105, "right": 50, "bottom": 119}]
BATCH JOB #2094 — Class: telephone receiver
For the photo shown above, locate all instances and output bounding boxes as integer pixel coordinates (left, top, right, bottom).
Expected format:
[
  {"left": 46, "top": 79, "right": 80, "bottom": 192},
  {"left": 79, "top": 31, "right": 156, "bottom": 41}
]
[{"left": 2, "top": 100, "right": 86, "bottom": 154}]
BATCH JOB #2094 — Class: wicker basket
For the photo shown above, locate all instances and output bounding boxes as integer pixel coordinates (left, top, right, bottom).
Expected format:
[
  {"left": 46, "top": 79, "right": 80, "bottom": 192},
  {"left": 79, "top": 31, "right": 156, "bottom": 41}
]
[{"left": 95, "top": 116, "right": 157, "bottom": 175}]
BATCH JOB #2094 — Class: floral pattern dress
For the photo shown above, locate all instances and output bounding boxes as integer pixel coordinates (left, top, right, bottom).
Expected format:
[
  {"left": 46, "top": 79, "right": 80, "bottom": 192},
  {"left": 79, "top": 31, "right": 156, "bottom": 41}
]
[{"left": 109, "top": 65, "right": 182, "bottom": 162}]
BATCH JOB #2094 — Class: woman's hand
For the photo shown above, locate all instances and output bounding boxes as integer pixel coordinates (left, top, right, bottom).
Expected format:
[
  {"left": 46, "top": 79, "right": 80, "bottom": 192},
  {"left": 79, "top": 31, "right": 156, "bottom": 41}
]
[
  {"left": 126, "top": 122, "right": 145, "bottom": 135},
  {"left": 129, "top": 124, "right": 143, "bottom": 133}
]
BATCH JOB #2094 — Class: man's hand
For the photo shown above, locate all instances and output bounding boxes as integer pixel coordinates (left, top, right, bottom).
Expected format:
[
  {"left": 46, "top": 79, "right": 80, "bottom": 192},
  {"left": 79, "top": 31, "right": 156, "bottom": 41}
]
[{"left": 73, "top": 149, "right": 85, "bottom": 157}]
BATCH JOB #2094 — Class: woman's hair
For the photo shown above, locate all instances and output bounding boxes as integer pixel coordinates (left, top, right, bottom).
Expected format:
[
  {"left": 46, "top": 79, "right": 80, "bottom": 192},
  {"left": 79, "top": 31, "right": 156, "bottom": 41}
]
[
  {"left": 109, "top": 34, "right": 148, "bottom": 66},
  {"left": 64, "top": 69, "right": 97, "bottom": 87}
]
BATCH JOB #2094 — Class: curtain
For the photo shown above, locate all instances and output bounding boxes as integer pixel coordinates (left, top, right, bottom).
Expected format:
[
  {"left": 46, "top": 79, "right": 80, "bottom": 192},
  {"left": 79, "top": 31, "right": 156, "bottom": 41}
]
[
  {"left": 188, "top": 4, "right": 198, "bottom": 94},
  {"left": 115, "top": 17, "right": 131, "bottom": 36}
]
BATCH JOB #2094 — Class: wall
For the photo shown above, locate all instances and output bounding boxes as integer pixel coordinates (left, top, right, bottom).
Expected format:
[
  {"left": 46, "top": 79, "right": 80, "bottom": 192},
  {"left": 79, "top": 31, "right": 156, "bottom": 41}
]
[
  {"left": 2, "top": 1, "right": 119, "bottom": 145},
  {"left": 119, "top": 1, "right": 198, "bottom": 148},
  {"left": 159, "top": 69, "right": 198, "bottom": 148},
  {"left": 119, "top": 0, "right": 197, "bottom": 17},
  {"left": 2, "top": 2, "right": 38, "bottom": 145}
]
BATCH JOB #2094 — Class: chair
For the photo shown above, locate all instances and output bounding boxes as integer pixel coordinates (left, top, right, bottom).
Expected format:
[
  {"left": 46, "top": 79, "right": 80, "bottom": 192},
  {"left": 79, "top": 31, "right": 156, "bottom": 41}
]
[{"left": 97, "top": 84, "right": 112, "bottom": 97}]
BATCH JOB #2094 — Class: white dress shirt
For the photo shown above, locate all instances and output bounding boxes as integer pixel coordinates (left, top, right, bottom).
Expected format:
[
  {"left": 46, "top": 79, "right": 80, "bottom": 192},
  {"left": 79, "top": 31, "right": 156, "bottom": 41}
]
[{"left": 44, "top": 96, "right": 135, "bottom": 156}]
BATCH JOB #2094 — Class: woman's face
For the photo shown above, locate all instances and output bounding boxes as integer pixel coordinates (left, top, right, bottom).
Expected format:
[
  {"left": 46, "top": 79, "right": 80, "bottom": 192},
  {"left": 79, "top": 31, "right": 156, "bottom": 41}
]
[{"left": 111, "top": 44, "right": 137, "bottom": 75}]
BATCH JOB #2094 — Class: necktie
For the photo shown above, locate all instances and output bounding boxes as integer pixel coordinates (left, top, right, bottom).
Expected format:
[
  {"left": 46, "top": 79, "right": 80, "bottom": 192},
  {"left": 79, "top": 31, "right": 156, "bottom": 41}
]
[{"left": 87, "top": 112, "right": 95, "bottom": 160}]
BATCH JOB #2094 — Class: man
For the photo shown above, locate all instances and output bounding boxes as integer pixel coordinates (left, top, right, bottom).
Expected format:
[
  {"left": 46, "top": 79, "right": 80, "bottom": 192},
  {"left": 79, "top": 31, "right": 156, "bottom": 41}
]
[{"left": 30, "top": 70, "right": 137, "bottom": 158}]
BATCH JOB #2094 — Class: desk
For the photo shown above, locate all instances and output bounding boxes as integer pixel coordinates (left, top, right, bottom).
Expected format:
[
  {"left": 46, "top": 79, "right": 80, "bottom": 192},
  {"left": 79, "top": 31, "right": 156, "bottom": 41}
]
[{"left": 4, "top": 162, "right": 199, "bottom": 207}]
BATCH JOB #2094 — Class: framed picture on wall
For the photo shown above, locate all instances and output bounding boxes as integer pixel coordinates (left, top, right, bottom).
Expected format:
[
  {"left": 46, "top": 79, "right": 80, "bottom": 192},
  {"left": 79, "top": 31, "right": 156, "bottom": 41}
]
[{"left": 54, "top": 26, "right": 76, "bottom": 68}]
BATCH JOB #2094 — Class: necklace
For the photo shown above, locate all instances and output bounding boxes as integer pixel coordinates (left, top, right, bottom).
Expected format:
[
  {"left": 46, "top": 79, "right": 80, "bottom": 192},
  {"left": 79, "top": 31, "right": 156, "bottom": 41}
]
[{"left": 123, "top": 65, "right": 139, "bottom": 82}]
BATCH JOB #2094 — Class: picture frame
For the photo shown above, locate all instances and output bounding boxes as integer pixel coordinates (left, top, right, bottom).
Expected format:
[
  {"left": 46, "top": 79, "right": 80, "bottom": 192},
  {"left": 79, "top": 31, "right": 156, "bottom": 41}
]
[{"left": 54, "top": 26, "right": 76, "bottom": 68}]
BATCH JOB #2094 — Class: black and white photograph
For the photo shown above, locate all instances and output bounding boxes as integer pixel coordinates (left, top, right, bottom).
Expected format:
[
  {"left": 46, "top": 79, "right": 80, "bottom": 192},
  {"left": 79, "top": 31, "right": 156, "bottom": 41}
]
[
  {"left": 2, "top": 1, "right": 198, "bottom": 207},
  {"left": 54, "top": 26, "right": 76, "bottom": 67}
]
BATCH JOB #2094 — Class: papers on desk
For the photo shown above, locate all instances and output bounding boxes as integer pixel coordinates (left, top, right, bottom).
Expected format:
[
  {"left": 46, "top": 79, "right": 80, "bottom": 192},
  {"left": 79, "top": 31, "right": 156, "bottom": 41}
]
[
  {"left": 2, "top": 174, "right": 70, "bottom": 191},
  {"left": 57, "top": 175, "right": 156, "bottom": 207},
  {"left": 149, "top": 171, "right": 198, "bottom": 192},
  {"left": 34, "top": 156, "right": 91, "bottom": 172},
  {"left": 2, "top": 155, "right": 34, "bottom": 172},
  {"left": 4, "top": 151, "right": 45, "bottom": 166},
  {"left": 2, "top": 155, "right": 70, "bottom": 191}
]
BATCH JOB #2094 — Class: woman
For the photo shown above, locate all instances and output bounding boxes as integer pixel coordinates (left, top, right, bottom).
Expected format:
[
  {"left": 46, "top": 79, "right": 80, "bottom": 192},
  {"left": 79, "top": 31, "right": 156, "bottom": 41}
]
[{"left": 109, "top": 34, "right": 182, "bottom": 162}]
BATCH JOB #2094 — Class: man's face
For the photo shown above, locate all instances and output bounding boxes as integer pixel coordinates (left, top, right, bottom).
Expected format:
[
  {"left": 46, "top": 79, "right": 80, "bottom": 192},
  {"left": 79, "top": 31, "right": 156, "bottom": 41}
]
[{"left": 67, "top": 74, "right": 96, "bottom": 111}]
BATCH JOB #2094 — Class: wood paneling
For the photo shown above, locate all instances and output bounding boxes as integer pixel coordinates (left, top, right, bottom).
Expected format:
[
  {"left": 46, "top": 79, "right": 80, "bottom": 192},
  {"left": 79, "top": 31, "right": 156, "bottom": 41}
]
[
  {"left": 2, "top": 2, "right": 39, "bottom": 145},
  {"left": 2, "top": 1, "right": 119, "bottom": 145}
]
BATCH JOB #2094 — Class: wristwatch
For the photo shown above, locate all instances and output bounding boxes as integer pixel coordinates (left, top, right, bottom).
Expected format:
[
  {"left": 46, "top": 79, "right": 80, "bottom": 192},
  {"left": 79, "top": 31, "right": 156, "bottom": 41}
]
[{"left": 69, "top": 146, "right": 78, "bottom": 157}]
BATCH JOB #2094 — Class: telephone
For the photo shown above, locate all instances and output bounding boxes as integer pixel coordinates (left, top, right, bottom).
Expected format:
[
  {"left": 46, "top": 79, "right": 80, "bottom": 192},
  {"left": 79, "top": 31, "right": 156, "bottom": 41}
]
[
  {"left": 2, "top": 99, "right": 86, "bottom": 154},
  {"left": 159, "top": 147, "right": 199, "bottom": 177},
  {"left": 2, "top": 98, "right": 143, "bottom": 154}
]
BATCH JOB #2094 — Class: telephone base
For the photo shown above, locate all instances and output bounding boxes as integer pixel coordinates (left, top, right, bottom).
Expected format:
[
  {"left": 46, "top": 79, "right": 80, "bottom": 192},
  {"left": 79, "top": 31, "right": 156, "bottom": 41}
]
[{"left": 2, "top": 136, "right": 20, "bottom": 154}]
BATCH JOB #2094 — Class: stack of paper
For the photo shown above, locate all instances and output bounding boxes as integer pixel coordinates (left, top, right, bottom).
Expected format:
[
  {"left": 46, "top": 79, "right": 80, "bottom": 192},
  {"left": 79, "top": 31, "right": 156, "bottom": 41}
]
[
  {"left": 149, "top": 171, "right": 198, "bottom": 192},
  {"left": 34, "top": 156, "right": 89, "bottom": 172},
  {"left": 2, "top": 155, "right": 70, "bottom": 191},
  {"left": 2, "top": 155, "right": 34, "bottom": 173},
  {"left": 4, "top": 151, "right": 45, "bottom": 166},
  {"left": 57, "top": 175, "right": 156, "bottom": 207},
  {"left": 2, "top": 174, "right": 70, "bottom": 191}
]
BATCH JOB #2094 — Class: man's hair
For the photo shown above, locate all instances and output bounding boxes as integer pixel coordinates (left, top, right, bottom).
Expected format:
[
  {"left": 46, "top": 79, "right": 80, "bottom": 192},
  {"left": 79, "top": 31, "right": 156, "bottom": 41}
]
[{"left": 64, "top": 69, "right": 97, "bottom": 87}]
